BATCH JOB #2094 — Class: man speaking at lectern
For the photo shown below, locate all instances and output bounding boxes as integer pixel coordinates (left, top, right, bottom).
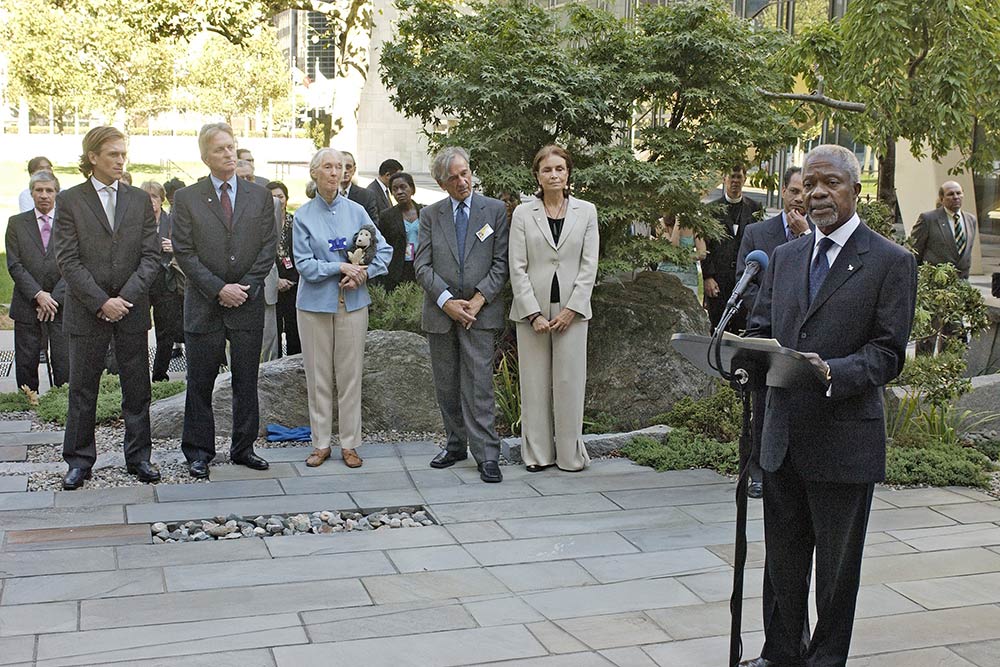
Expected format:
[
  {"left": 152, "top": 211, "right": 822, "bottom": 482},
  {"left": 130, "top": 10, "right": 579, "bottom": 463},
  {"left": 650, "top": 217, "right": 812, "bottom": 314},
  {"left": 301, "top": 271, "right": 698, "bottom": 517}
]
[{"left": 742, "top": 145, "right": 915, "bottom": 667}]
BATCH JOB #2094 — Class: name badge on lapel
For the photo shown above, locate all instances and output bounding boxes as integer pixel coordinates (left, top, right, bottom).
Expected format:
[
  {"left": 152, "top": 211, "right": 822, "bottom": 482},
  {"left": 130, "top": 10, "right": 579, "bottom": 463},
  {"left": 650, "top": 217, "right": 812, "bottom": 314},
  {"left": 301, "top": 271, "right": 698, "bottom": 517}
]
[
  {"left": 329, "top": 237, "right": 348, "bottom": 252},
  {"left": 476, "top": 224, "right": 494, "bottom": 242}
]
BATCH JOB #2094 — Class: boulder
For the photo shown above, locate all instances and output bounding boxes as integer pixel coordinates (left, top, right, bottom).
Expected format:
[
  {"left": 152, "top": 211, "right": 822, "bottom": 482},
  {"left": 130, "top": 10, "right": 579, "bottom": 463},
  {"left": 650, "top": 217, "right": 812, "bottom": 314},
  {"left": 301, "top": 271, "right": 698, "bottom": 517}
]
[
  {"left": 585, "top": 270, "right": 713, "bottom": 430},
  {"left": 150, "top": 329, "right": 443, "bottom": 439}
]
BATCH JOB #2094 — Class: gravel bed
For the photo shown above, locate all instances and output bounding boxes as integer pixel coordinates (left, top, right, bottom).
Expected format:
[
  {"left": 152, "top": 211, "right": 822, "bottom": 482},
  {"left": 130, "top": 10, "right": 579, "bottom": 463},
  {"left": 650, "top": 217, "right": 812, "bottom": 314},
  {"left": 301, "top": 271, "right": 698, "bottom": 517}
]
[{"left": 151, "top": 508, "right": 433, "bottom": 543}]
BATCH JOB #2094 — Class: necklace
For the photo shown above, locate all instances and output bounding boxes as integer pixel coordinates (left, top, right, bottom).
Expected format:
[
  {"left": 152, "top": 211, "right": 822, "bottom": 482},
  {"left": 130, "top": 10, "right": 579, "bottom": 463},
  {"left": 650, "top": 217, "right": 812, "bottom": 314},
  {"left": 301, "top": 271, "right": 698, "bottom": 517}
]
[{"left": 544, "top": 197, "right": 566, "bottom": 219}]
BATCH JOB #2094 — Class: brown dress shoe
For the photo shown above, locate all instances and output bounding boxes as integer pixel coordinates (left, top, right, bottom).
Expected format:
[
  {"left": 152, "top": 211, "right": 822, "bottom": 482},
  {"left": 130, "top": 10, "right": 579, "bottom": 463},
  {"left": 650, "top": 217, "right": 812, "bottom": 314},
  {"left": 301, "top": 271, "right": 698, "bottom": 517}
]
[
  {"left": 306, "top": 448, "right": 331, "bottom": 467},
  {"left": 342, "top": 448, "right": 363, "bottom": 468}
]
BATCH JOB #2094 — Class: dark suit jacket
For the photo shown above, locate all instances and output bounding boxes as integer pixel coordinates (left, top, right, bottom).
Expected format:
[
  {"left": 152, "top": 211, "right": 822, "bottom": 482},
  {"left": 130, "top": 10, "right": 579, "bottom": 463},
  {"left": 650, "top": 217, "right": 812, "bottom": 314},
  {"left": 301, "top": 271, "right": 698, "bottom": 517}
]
[
  {"left": 171, "top": 177, "right": 278, "bottom": 333},
  {"left": 414, "top": 193, "right": 509, "bottom": 333},
  {"left": 377, "top": 202, "right": 422, "bottom": 290},
  {"left": 736, "top": 213, "right": 815, "bottom": 312},
  {"left": 6, "top": 210, "right": 66, "bottom": 324},
  {"left": 702, "top": 195, "right": 761, "bottom": 286},
  {"left": 747, "top": 222, "right": 916, "bottom": 483},
  {"left": 346, "top": 184, "right": 379, "bottom": 223},
  {"left": 53, "top": 181, "right": 160, "bottom": 335},
  {"left": 366, "top": 179, "right": 391, "bottom": 216},
  {"left": 910, "top": 206, "right": 977, "bottom": 279}
]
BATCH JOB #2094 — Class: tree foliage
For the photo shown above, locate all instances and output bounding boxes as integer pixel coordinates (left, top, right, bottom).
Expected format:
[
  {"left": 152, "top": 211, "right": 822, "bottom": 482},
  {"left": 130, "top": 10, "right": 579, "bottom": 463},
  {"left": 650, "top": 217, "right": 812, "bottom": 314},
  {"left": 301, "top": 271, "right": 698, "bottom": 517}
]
[
  {"left": 380, "top": 0, "right": 799, "bottom": 263},
  {"left": 781, "top": 0, "right": 1000, "bottom": 204}
]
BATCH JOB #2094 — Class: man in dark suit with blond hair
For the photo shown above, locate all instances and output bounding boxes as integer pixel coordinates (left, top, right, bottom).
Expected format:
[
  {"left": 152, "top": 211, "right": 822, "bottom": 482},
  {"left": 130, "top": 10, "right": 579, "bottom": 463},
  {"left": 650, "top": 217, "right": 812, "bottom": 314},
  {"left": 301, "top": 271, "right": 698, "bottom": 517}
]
[{"left": 54, "top": 126, "right": 162, "bottom": 490}]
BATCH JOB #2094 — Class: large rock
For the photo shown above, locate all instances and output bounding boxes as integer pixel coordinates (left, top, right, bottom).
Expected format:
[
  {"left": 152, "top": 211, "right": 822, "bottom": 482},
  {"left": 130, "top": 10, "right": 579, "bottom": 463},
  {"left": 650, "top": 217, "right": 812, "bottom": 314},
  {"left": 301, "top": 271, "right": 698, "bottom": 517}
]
[
  {"left": 150, "top": 329, "right": 443, "bottom": 439},
  {"left": 585, "top": 270, "right": 713, "bottom": 430}
]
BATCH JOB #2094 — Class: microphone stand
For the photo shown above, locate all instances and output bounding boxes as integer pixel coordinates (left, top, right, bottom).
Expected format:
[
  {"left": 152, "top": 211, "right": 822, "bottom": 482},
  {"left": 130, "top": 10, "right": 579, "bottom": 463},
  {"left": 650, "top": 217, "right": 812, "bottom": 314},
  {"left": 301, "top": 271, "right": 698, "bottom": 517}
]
[{"left": 708, "top": 298, "right": 760, "bottom": 667}]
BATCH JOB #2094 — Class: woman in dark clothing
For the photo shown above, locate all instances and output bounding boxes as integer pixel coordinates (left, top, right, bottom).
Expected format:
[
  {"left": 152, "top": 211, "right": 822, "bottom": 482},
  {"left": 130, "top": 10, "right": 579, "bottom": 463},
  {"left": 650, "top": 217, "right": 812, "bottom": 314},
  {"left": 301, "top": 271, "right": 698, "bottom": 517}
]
[
  {"left": 375, "top": 172, "right": 422, "bottom": 291},
  {"left": 268, "top": 181, "right": 301, "bottom": 356}
]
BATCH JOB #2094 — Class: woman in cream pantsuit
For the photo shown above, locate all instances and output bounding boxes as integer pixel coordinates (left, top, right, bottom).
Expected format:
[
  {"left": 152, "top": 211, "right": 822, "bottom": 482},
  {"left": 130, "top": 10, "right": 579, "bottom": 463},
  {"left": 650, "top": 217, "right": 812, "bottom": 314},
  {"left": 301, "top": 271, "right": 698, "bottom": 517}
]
[
  {"left": 509, "top": 145, "right": 599, "bottom": 472},
  {"left": 293, "top": 148, "right": 391, "bottom": 469}
]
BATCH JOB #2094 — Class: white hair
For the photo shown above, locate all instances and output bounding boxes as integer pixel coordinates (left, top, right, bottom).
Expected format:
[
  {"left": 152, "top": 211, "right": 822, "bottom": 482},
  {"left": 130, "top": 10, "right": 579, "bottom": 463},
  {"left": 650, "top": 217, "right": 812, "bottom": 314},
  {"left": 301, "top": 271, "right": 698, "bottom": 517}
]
[
  {"left": 431, "top": 146, "right": 470, "bottom": 184},
  {"left": 804, "top": 145, "right": 861, "bottom": 185},
  {"left": 309, "top": 148, "right": 345, "bottom": 179}
]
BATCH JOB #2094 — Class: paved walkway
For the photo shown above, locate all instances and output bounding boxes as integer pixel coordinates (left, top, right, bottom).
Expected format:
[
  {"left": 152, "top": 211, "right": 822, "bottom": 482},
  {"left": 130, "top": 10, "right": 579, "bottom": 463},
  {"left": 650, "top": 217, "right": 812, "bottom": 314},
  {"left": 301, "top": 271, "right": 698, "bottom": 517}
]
[{"left": 0, "top": 421, "right": 998, "bottom": 666}]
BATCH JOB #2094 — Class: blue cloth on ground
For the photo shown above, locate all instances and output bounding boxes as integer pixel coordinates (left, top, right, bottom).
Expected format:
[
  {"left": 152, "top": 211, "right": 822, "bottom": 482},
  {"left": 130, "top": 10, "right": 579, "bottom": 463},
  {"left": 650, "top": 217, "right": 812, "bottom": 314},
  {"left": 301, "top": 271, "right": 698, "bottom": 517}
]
[{"left": 266, "top": 424, "right": 312, "bottom": 442}]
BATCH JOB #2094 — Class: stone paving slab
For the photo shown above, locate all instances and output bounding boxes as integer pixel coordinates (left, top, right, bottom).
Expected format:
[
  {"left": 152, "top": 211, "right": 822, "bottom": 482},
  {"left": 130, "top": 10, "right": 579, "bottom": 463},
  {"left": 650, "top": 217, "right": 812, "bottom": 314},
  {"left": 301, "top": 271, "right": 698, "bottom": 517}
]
[
  {"left": 419, "top": 480, "right": 541, "bottom": 504},
  {"left": 874, "top": 487, "right": 979, "bottom": 508},
  {"left": 408, "top": 469, "right": 466, "bottom": 488},
  {"left": 889, "top": 571, "right": 1000, "bottom": 609},
  {"left": 274, "top": 625, "right": 548, "bottom": 667},
  {"left": 464, "top": 532, "right": 639, "bottom": 567},
  {"left": 77, "top": 649, "right": 278, "bottom": 667},
  {"left": 362, "top": 567, "right": 509, "bottom": 604},
  {"left": 350, "top": 488, "right": 425, "bottom": 508},
  {"left": 644, "top": 599, "right": 762, "bottom": 641},
  {"left": 930, "top": 501, "right": 1000, "bottom": 524},
  {"left": 464, "top": 595, "right": 544, "bottom": 626},
  {"left": 865, "top": 507, "right": 957, "bottom": 532},
  {"left": 498, "top": 507, "right": 693, "bottom": 539},
  {"left": 80, "top": 579, "right": 372, "bottom": 630},
  {"left": 887, "top": 523, "right": 1000, "bottom": 551},
  {"left": 264, "top": 525, "right": 455, "bottom": 558},
  {"left": 116, "top": 535, "right": 271, "bottom": 568},
  {"left": 387, "top": 544, "right": 479, "bottom": 572},
  {"left": 0, "top": 477, "right": 27, "bottom": 493},
  {"left": 642, "top": 631, "right": 765, "bottom": 667},
  {"left": 292, "top": 457, "right": 408, "bottom": 476},
  {"left": 859, "top": 547, "right": 1000, "bottom": 585},
  {"left": 0, "top": 430, "right": 63, "bottom": 446},
  {"left": 0, "top": 505, "right": 125, "bottom": 531},
  {"left": 849, "top": 605, "right": 1000, "bottom": 656},
  {"left": 602, "top": 484, "right": 738, "bottom": 510},
  {"left": 525, "top": 619, "right": 590, "bottom": 654},
  {"left": 125, "top": 491, "right": 355, "bottom": 523},
  {"left": 0, "top": 447, "right": 26, "bottom": 463},
  {"left": 0, "top": 422, "right": 31, "bottom": 434},
  {"left": 1, "top": 566, "right": 164, "bottom": 605},
  {"left": 521, "top": 578, "right": 703, "bottom": 620},
  {"left": 0, "top": 635, "right": 34, "bottom": 665},
  {"left": 205, "top": 462, "right": 299, "bottom": 481},
  {"left": 577, "top": 547, "right": 729, "bottom": 584},
  {"left": 278, "top": 471, "right": 413, "bottom": 495},
  {"left": 0, "top": 546, "right": 116, "bottom": 578},
  {"left": 0, "top": 600, "right": 78, "bottom": 636},
  {"left": 678, "top": 567, "right": 765, "bottom": 603},
  {"left": 163, "top": 551, "right": 396, "bottom": 592},
  {"left": 847, "top": 647, "right": 978, "bottom": 666},
  {"left": 301, "top": 600, "right": 477, "bottom": 643},
  {"left": 525, "top": 469, "right": 729, "bottom": 497},
  {"left": 479, "top": 653, "right": 616, "bottom": 666},
  {"left": 2, "top": 523, "right": 147, "bottom": 551},
  {"left": 556, "top": 611, "right": 672, "bottom": 650},
  {"left": 950, "top": 638, "right": 1000, "bottom": 667},
  {"left": 154, "top": 478, "right": 285, "bottom": 502},
  {"left": 0, "top": 490, "right": 53, "bottom": 511},
  {"left": 599, "top": 646, "right": 659, "bottom": 666},
  {"left": 444, "top": 521, "right": 511, "bottom": 543},
  {"left": 430, "top": 492, "right": 621, "bottom": 523},
  {"left": 618, "top": 519, "right": 764, "bottom": 552},
  {"left": 35, "top": 613, "right": 307, "bottom": 667},
  {"left": 488, "top": 561, "right": 599, "bottom": 593},
  {"left": 53, "top": 485, "right": 155, "bottom": 508},
  {"left": 677, "top": 500, "right": 764, "bottom": 524}
]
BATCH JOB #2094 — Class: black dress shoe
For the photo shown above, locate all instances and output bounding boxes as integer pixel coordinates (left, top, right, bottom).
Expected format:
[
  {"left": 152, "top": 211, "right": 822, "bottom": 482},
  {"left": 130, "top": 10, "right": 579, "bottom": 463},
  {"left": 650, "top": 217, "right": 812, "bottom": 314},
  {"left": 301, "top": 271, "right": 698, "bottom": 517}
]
[
  {"left": 740, "top": 658, "right": 776, "bottom": 667},
  {"left": 188, "top": 460, "right": 210, "bottom": 479},
  {"left": 231, "top": 452, "right": 269, "bottom": 470},
  {"left": 127, "top": 461, "right": 161, "bottom": 483},
  {"left": 479, "top": 460, "right": 503, "bottom": 483},
  {"left": 429, "top": 449, "right": 468, "bottom": 469},
  {"left": 747, "top": 479, "right": 764, "bottom": 499},
  {"left": 62, "top": 467, "right": 92, "bottom": 490}
]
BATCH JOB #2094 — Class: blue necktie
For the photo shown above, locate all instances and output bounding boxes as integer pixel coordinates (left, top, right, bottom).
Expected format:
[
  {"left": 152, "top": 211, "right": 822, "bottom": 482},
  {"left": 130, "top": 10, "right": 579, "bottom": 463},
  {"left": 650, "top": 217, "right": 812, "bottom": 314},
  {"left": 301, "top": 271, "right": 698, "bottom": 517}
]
[
  {"left": 455, "top": 200, "right": 468, "bottom": 261},
  {"left": 809, "top": 237, "right": 834, "bottom": 305}
]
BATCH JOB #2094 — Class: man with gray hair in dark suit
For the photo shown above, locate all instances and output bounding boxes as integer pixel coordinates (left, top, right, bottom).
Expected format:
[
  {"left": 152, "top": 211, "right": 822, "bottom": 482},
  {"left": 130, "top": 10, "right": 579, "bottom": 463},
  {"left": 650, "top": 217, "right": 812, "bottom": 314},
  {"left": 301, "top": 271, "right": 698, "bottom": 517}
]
[{"left": 414, "top": 146, "right": 509, "bottom": 483}]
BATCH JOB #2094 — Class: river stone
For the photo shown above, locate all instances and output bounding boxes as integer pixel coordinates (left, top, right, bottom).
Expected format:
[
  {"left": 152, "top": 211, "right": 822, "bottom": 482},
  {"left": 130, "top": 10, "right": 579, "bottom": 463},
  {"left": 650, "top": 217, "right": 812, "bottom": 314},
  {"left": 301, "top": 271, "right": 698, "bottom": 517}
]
[
  {"left": 585, "top": 270, "right": 713, "bottom": 430},
  {"left": 150, "top": 330, "right": 443, "bottom": 438}
]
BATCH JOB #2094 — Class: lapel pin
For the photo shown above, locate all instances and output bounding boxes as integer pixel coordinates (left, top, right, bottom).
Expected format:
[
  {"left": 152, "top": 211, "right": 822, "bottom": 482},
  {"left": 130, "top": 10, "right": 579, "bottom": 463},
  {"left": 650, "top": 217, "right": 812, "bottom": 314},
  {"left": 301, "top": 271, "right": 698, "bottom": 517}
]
[{"left": 848, "top": 264, "right": 854, "bottom": 271}]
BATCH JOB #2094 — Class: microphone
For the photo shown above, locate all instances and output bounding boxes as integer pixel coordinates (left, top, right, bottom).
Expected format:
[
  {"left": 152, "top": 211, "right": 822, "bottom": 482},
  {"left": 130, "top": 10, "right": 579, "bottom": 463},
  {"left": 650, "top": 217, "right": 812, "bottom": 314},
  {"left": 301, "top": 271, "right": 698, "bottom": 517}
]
[{"left": 726, "top": 249, "right": 769, "bottom": 310}]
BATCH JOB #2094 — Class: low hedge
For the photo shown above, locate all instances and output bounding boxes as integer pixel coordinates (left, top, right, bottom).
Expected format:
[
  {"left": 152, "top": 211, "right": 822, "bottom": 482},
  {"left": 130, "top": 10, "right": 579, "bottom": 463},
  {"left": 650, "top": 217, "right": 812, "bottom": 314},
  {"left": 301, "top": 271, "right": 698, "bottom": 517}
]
[{"left": 622, "top": 429, "right": 738, "bottom": 476}]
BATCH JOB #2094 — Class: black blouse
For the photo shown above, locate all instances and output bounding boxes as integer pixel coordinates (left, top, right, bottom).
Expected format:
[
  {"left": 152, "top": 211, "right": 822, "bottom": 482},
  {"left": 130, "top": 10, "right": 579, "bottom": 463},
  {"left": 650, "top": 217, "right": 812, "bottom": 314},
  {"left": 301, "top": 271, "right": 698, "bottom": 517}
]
[{"left": 548, "top": 216, "right": 564, "bottom": 303}]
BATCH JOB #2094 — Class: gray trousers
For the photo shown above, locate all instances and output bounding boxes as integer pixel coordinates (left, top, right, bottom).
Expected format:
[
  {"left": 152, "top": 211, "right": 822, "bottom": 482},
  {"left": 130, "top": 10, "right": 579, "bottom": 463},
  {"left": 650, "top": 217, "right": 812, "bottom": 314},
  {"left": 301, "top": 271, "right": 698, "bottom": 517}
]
[{"left": 428, "top": 326, "right": 500, "bottom": 464}]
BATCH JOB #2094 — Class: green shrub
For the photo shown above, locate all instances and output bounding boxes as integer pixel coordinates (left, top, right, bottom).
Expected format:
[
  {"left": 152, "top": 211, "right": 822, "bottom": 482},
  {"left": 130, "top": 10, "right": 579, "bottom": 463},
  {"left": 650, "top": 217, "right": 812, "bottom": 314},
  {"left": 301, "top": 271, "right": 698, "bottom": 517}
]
[
  {"left": 622, "top": 428, "right": 739, "bottom": 475},
  {"left": 368, "top": 282, "right": 424, "bottom": 334},
  {"left": 584, "top": 411, "right": 620, "bottom": 435},
  {"left": 658, "top": 382, "right": 742, "bottom": 442},
  {"left": 885, "top": 446, "right": 993, "bottom": 488},
  {"left": 969, "top": 438, "right": 1000, "bottom": 462},
  {"left": 0, "top": 391, "right": 32, "bottom": 413},
  {"left": 35, "top": 375, "right": 185, "bottom": 426},
  {"left": 493, "top": 348, "right": 521, "bottom": 436}
]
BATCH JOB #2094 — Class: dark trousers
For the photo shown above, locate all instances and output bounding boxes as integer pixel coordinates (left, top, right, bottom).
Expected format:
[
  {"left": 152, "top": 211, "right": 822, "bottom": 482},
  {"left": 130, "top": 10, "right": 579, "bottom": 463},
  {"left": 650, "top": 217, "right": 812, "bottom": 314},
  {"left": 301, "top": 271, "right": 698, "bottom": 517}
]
[
  {"left": 761, "top": 461, "right": 874, "bottom": 667},
  {"left": 14, "top": 317, "right": 69, "bottom": 391},
  {"left": 276, "top": 289, "right": 300, "bottom": 356},
  {"left": 705, "top": 276, "right": 745, "bottom": 334},
  {"left": 150, "top": 291, "right": 184, "bottom": 381},
  {"left": 63, "top": 329, "right": 152, "bottom": 469},
  {"left": 181, "top": 326, "right": 263, "bottom": 463},
  {"left": 427, "top": 326, "right": 500, "bottom": 464}
]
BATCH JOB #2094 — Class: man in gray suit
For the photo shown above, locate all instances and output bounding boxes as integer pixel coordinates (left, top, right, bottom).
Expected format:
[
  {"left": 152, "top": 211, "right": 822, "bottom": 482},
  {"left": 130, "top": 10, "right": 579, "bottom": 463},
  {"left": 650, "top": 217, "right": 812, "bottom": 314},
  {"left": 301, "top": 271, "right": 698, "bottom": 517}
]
[
  {"left": 414, "top": 147, "right": 509, "bottom": 483},
  {"left": 910, "top": 180, "right": 977, "bottom": 279}
]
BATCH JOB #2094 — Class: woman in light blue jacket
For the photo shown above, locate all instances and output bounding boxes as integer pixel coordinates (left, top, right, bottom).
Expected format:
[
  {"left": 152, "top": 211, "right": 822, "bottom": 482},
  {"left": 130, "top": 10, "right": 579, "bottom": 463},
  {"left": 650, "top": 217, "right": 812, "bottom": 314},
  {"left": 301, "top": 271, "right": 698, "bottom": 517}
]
[{"left": 293, "top": 148, "right": 392, "bottom": 469}]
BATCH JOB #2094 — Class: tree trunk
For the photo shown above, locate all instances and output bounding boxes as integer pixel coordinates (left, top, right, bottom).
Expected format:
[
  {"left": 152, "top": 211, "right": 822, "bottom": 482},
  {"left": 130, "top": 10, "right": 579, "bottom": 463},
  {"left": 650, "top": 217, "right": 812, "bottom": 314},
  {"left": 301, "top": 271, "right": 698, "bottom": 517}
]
[{"left": 877, "top": 137, "right": 904, "bottom": 235}]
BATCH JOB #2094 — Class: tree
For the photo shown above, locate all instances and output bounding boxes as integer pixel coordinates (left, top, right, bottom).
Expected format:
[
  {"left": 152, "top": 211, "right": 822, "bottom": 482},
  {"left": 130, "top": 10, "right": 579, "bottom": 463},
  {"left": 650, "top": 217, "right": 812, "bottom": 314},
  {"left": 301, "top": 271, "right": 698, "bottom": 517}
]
[
  {"left": 184, "top": 27, "right": 291, "bottom": 127},
  {"left": 779, "top": 0, "right": 1000, "bottom": 211},
  {"left": 380, "top": 0, "right": 798, "bottom": 264}
]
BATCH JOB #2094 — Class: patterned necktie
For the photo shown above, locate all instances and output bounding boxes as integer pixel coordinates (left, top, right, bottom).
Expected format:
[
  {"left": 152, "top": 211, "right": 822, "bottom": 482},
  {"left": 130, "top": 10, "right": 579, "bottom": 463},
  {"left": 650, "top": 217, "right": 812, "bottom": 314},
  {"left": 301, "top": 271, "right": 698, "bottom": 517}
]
[
  {"left": 40, "top": 214, "right": 51, "bottom": 251},
  {"left": 103, "top": 186, "right": 116, "bottom": 230},
  {"left": 954, "top": 212, "right": 966, "bottom": 255},
  {"left": 809, "top": 237, "right": 834, "bottom": 305},
  {"left": 219, "top": 182, "right": 233, "bottom": 228},
  {"left": 786, "top": 227, "right": 795, "bottom": 243},
  {"left": 455, "top": 200, "right": 469, "bottom": 261}
]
